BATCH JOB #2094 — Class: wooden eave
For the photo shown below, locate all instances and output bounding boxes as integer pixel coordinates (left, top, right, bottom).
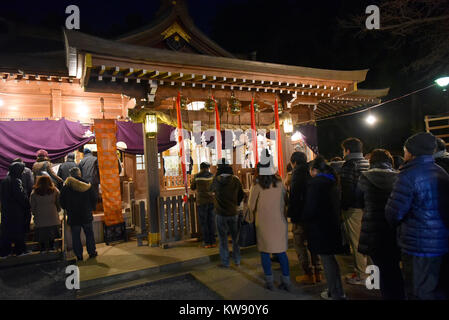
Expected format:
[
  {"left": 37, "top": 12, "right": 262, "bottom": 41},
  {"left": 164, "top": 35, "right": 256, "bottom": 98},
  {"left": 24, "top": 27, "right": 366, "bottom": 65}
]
[{"left": 63, "top": 30, "right": 389, "bottom": 120}]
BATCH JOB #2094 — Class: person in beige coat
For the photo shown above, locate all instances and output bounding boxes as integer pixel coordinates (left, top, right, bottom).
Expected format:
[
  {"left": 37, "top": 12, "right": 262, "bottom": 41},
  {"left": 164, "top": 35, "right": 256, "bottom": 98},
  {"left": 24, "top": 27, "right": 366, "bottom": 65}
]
[
  {"left": 30, "top": 175, "right": 61, "bottom": 252},
  {"left": 248, "top": 150, "right": 291, "bottom": 291}
]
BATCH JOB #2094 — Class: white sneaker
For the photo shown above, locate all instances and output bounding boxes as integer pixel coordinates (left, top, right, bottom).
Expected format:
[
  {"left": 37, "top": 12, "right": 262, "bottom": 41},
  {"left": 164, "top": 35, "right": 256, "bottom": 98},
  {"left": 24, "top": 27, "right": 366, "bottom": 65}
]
[
  {"left": 17, "top": 251, "right": 32, "bottom": 257},
  {"left": 320, "top": 289, "right": 347, "bottom": 300},
  {"left": 320, "top": 290, "right": 332, "bottom": 300}
]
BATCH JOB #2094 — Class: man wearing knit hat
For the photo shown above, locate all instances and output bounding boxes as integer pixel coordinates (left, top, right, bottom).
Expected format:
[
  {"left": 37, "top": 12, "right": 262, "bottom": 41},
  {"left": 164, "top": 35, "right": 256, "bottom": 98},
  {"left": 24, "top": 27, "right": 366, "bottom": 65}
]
[{"left": 386, "top": 132, "right": 449, "bottom": 300}]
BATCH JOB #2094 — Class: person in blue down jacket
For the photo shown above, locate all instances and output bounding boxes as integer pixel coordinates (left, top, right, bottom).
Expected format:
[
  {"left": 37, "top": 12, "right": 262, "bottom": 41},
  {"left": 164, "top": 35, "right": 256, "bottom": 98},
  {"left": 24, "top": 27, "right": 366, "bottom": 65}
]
[{"left": 386, "top": 132, "right": 449, "bottom": 300}]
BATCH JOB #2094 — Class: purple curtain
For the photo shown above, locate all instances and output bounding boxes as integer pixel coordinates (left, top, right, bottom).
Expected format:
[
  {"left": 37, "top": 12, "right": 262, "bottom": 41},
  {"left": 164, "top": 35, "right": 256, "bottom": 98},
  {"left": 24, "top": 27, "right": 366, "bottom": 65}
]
[
  {"left": 0, "top": 119, "right": 93, "bottom": 179},
  {"left": 115, "top": 121, "right": 177, "bottom": 154}
]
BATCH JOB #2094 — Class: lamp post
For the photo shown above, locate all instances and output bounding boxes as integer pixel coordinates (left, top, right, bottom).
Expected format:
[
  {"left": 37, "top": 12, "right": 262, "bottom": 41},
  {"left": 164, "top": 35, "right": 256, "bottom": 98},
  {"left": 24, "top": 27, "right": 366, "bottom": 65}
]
[
  {"left": 435, "top": 76, "right": 449, "bottom": 111},
  {"left": 283, "top": 113, "right": 293, "bottom": 135},
  {"left": 366, "top": 114, "right": 377, "bottom": 126},
  {"left": 143, "top": 112, "right": 160, "bottom": 246},
  {"left": 144, "top": 113, "right": 158, "bottom": 138},
  {"left": 435, "top": 76, "right": 449, "bottom": 89}
]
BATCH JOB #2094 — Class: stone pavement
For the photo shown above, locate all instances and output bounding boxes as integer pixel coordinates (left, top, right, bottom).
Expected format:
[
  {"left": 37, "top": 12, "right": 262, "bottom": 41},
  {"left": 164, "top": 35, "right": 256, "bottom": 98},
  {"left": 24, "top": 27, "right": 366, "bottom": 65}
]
[
  {"left": 0, "top": 237, "right": 382, "bottom": 300},
  {"left": 76, "top": 239, "right": 381, "bottom": 300}
]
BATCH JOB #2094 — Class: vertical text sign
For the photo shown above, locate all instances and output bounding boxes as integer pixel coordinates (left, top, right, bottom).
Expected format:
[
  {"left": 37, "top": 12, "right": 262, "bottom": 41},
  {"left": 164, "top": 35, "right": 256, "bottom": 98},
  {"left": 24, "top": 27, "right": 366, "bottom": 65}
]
[
  {"left": 65, "top": 265, "right": 80, "bottom": 290},
  {"left": 365, "top": 265, "right": 380, "bottom": 290},
  {"left": 65, "top": 5, "right": 80, "bottom": 30},
  {"left": 365, "top": 5, "right": 380, "bottom": 30}
]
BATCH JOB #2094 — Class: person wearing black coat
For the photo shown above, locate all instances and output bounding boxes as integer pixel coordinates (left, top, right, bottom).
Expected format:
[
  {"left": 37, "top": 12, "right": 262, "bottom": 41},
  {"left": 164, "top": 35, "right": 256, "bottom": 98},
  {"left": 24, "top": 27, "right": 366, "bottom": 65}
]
[
  {"left": 12, "top": 158, "right": 34, "bottom": 197},
  {"left": 57, "top": 153, "right": 78, "bottom": 182},
  {"left": 287, "top": 151, "right": 323, "bottom": 285},
  {"left": 0, "top": 162, "right": 31, "bottom": 257},
  {"left": 59, "top": 167, "right": 97, "bottom": 261},
  {"left": 302, "top": 156, "right": 346, "bottom": 300},
  {"left": 339, "top": 138, "right": 370, "bottom": 285},
  {"left": 78, "top": 148, "right": 100, "bottom": 200},
  {"left": 357, "top": 149, "right": 405, "bottom": 300}
]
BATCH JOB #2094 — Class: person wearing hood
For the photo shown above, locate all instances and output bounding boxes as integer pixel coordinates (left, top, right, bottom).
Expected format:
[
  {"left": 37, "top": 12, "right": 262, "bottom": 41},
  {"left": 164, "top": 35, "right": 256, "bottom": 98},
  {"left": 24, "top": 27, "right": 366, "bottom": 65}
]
[
  {"left": 302, "top": 156, "right": 346, "bottom": 300},
  {"left": 386, "top": 132, "right": 449, "bottom": 300},
  {"left": 287, "top": 151, "right": 323, "bottom": 285},
  {"left": 210, "top": 159, "right": 244, "bottom": 268},
  {"left": 434, "top": 138, "right": 449, "bottom": 174},
  {"left": 78, "top": 148, "right": 100, "bottom": 199},
  {"left": 57, "top": 153, "right": 78, "bottom": 182},
  {"left": 357, "top": 149, "right": 405, "bottom": 300},
  {"left": 12, "top": 158, "right": 34, "bottom": 197},
  {"left": 59, "top": 167, "right": 98, "bottom": 261},
  {"left": 0, "top": 162, "right": 32, "bottom": 258},
  {"left": 32, "top": 149, "right": 63, "bottom": 188}
]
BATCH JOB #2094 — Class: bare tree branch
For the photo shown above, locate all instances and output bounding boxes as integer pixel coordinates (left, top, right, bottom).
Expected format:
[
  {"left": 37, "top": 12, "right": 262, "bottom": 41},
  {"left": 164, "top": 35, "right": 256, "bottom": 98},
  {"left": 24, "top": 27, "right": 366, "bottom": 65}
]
[{"left": 340, "top": 0, "right": 449, "bottom": 75}]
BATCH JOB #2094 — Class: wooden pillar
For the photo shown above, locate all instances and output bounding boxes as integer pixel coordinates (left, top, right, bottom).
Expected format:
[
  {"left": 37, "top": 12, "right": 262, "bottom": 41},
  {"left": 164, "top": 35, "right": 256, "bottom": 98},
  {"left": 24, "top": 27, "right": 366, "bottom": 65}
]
[
  {"left": 143, "top": 126, "right": 160, "bottom": 247},
  {"left": 50, "top": 89, "right": 62, "bottom": 118}
]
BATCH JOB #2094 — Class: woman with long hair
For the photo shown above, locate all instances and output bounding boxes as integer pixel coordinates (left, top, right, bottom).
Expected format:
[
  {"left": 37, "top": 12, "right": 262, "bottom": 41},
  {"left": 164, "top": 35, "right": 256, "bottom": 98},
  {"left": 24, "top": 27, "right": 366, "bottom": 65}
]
[
  {"left": 302, "top": 156, "right": 346, "bottom": 300},
  {"left": 30, "top": 175, "right": 61, "bottom": 252},
  {"left": 248, "top": 149, "right": 291, "bottom": 291}
]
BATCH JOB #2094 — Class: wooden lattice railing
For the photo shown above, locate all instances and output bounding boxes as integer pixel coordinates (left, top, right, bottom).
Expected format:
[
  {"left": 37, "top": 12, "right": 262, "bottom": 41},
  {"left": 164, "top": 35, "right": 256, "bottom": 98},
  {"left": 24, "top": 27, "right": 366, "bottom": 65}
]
[
  {"left": 158, "top": 194, "right": 200, "bottom": 244},
  {"left": 162, "top": 175, "right": 192, "bottom": 189}
]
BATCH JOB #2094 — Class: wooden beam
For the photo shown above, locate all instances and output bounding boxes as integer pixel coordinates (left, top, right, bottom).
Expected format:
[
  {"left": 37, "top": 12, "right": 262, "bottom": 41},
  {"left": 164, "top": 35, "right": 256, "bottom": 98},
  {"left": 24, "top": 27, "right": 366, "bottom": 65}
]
[
  {"left": 125, "top": 68, "right": 135, "bottom": 76},
  {"left": 82, "top": 53, "right": 92, "bottom": 88},
  {"left": 90, "top": 55, "right": 355, "bottom": 90},
  {"left": 429, "top": 124, "right": 449, "bottom": 130},
  {"left": 137, "top": 69, "right": 148, "bottom": 77}
]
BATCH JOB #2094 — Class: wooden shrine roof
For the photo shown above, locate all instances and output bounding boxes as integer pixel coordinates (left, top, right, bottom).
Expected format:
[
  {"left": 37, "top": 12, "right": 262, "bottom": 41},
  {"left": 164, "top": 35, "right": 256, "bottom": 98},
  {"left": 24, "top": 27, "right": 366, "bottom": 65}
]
[
  {"left": 65, "top": 29, "right": 368, "bottom": 84},
  {"left": 116, "top": 0, "right": 235, "bottom": 58},
  {"left": 64, "top": 29, "right": 388, "bottom": 120}
]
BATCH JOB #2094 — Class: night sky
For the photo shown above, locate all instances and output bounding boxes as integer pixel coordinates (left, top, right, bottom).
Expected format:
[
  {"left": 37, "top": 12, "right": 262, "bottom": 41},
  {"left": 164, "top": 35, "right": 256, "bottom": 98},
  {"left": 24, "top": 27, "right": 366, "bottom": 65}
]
[{"left": 1, "top": 0, "right": 448, "bottom": 158}]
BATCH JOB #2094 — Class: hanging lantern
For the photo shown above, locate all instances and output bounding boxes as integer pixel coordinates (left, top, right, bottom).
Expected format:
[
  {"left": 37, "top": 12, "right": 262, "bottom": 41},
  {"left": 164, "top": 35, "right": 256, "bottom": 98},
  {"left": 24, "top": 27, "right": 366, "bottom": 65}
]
[
  {"left": 144, "top": 113, "right": 158, "bottom": 138},
  {"left": 283, "top": 113, "right": 293, "bottom": 135},
  {"left": 228, "top": 93, "right": 241, "bottom": 115},
  {"left": 179, "top": 96, "right": 189, "bottom": 110},
  {"left": 205, "top": 98, "right": 216, "bottom": 113},
  {"left": 253, "top": 101, "right": 261, "bottom": 113}
]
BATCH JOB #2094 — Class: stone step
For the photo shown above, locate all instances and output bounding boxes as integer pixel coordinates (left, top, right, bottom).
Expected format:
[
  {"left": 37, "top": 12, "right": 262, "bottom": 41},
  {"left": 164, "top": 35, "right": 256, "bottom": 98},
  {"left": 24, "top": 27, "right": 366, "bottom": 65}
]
[
  {"left": 78, "top": 245, "right": 259, "bottom": 292},
  {"left": 0, "top": 251, "right": 63, "bottom": 269},
  {"left": 26, "top": 239, "right": 63, "bottom": 252}
]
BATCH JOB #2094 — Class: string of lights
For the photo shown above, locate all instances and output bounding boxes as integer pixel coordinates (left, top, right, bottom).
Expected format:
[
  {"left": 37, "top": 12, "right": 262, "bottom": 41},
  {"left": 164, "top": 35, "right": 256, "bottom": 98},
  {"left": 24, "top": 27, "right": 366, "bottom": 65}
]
[{"left": 315, "top": 83, "right": 438, "bottom": 123}]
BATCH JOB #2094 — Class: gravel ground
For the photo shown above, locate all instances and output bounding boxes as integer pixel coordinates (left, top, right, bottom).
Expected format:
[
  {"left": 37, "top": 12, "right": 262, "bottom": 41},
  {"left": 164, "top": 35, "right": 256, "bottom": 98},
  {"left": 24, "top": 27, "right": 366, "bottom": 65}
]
[
  {"left": 84, "top": 274, "right": 223, "bottom": 300},
  {"left": 0, "top": 260, "right": 76, "bottom": 300}
]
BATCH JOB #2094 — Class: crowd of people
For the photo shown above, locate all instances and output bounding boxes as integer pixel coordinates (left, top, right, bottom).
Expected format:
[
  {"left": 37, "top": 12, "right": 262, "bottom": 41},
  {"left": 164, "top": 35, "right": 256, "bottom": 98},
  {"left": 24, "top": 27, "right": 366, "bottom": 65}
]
[
  {"left": 0, "top": 148, "right": 99, "bottom": 261},
  {"left": 1, "top": 132, "right": 448, "bottom": 300},
  {"left": 191, "top": 132, "right": 449, "bottom": 300}
]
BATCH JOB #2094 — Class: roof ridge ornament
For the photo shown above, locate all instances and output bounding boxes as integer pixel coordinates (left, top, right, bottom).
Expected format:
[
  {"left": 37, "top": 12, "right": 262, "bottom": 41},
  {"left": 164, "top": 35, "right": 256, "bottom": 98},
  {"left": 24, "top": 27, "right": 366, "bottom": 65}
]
[{"left": 161, "top": 21, "right": 191, "bottom": 43}]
